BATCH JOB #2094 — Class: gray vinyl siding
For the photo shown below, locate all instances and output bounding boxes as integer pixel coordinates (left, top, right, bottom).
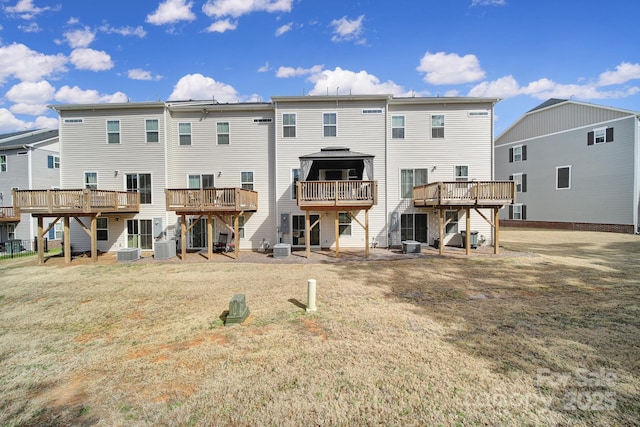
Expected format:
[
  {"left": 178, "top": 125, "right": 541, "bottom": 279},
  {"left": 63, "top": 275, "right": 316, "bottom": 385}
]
[
  {"left": 496, "top": 115, "right": 637, "bottom": 225},
  {"left": 59, "top": 106, "right": 167, "bottom": 252}
]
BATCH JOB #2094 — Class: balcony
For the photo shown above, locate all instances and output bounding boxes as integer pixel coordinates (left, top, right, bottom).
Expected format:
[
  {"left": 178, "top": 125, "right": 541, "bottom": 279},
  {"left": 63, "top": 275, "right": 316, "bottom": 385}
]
[
  {"left": 165, "top": 188, "right": 258, "bottom": 213},
  {"left": 296, "top": 180, "right": 378, "bottom": 210},
  {"left": 0, "top": 207, "right": 20, "bottom": 222},
  {"left": 413, "top": 181, "right": 515, "bottom": 208},
  {"left": 14, "top": 189, "right": 140, "bottom": 215}
]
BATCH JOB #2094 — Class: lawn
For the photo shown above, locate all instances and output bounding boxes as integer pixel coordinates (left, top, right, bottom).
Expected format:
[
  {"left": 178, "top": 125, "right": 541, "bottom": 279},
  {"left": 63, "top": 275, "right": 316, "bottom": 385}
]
[{"left": 0, "top": 229, "right": 638, "bottom": 426}]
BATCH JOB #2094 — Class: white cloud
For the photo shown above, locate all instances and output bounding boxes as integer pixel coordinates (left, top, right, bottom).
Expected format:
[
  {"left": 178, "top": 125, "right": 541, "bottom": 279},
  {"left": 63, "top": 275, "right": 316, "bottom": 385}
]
[
  {"left": 598, "top": 62, "right": 640, "bottom": 86},
  {"left": 467, "top": 75, "right": 520, "bottom": 98},
  {"left": 55, "top": 85, "right": 128, "bottom": 104},
  {"left": 275, "top": 22, "right": 292, "bottom": 36},
  {"left": 4, "top": 0, "right": 61, "bottom": 19},
  {"left": 257, "top": 61, "right": 270, "bottom": 72},
  {"left": 99, "top": 24, "right": 147, "bottom": 38},
  {"left": 64, "top": 27, "right": 96, "bottom": 48},
  {"left": 205, "top": 19, "right": 238, "bottom": 33},
  {"left": 128, "top": 68, "right": 163, "bottom": 81},
  {"left": 471, "top": 0, "right": 506, "bottom": 6},
  {"left": 5, "top": 80, "right": 55, "bottom": 104},
  {"left": 330, "top": 15, "right": 365, "bottom": 44},
  {"left": 417, "top": 51, "right": 486, "bottom": 85},
  {"left": 69, "top": 48, "right": 114, "bottom": 71},
  {"left": 276, "top": 64, "right": 324, "bottom": 78},
  {"left": 202, "top": 0, "right": 293, "bottom": 18},
  {"left": 18, "top": 22, "right": 41, "bottom": 32},
  {"left": 0, "top": 43, "right": 67, "bottom": 83},
  {"left": 307, "top": 67, "right": 414, "bottom": 97},
  {"left": 34, "top": 115, "right": 58, "bottom": 129},
  {"left": 168, "top": 73, "right": 241, "bottom": 102},
  {"left": 0, "top": 108, "right": 30, "bottom": 132},
  {"left": 146, "top": 0, "right": 196, "bottom": 25},
  {"left": 10, "top": 102, "right": 48, "bottom": 115}
]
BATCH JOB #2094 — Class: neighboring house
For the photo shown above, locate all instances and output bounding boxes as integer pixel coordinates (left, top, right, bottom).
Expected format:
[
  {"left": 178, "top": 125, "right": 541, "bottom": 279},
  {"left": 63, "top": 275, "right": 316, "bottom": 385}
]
[
  {"left": 0, "top": 129, "right": 60, "bottom": 248},
  {"left": 495, "top": 98, "right": 640, "bottom": 233},
  {"left": 29, "top": 95, "right": 507, "bottom": 260}
]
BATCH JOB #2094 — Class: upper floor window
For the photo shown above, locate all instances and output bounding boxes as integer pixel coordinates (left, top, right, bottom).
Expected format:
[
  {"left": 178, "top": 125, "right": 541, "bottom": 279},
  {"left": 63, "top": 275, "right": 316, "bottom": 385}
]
[
  {"left": 84, "top": 172, "right": 97, "bottom": 190},
  {"left": 323, "top": 113, "right": 337, "bottom": 137},
  {"left": 291, "top": 168, "right": 300, "bottom": 200},
  {"left": 241, "top": 171, "right": 254, "bottom": 191},
  {"left": 127, "top": 173, "right": 152, "bottom": 204},
  {"left": 217, "top": 122, "right": 230, "bottom": 145},
  {"left": 0, "top": 155, "right": 6, "bottom": 172},
  {"left": 401, "top": 168, "right": 428, "bottom": 199},
  {"left": 146, "top": 119, "right": 159, "bottom": 143},
  {"left": 392, "top": 116, "right": 405, "bottom": 139},
  {"left": 179, "top": 122, "right": 191, "bottom": 145},
  {"left": 431, "top": 115, "right": 444, "bottom": 138},
  {"left": 283, "top": 113, "right": 296, "bottom": 138},
  {"left": 455, "top": 165, "right": 468, "bottom": 181},
  {"left": 510, "top": 173, "right": 527, "bottom": 193},
  {"left": 107, "top": 120, "right": 120, "bottom": 144},
  {"left": 588, "top": 127, "right": 613, "bottom": 145},
  {"left": 556, "top": 166, "right": 571, "bottom": 190},
  {"left": 48, "top": 155, "right": 60, "bottom": 169}
]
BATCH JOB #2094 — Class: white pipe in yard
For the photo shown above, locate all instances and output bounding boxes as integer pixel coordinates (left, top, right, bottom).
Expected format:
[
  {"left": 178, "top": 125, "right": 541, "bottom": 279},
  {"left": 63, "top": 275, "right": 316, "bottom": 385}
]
[{"left": 307, "top": 279, "right": 317, "bottom": 312}]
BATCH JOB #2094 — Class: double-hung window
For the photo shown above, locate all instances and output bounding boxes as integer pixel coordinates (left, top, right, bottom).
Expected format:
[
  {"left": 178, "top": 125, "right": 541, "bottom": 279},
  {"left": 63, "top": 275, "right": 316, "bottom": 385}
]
[
  {"left": 445, "top": 210, "right": 458, "bottom": 234},
  {"left": 338, "top": 212, "right": 352, "bottom": 236},
  {"left": 217, "top": 122, "right": 230, "bottom": 145},
  {"left": 241, "top": 171, "right": 254, "bottom": 191},
  {"left": 179, "top": 122, "right": 191, "bottom": 145},
  {"left": 431, "top": 115, "right": 444, "bottom": 139},
  {"left": 283, "top": 113, "right": 296, "bottom": 138},
  {"left": 323, "top": 113, "right": 337, "bottom": 137},
  {"left": 401, "top": 169, "right": 428, "bottom": 199},
  {"left": 84, "top": 172, "right": 97, "bottom": 190},
  {"left": 510, "top": 173, "right": 527, "bottom": 193},
  {"left": 509, "top": 145, "right": 527, "bottom": 162},
  {"left": 510, "top": 204, "right": 526, "bottom": 220},
  {"left": 0, "top": 155, "right": 6, "bottom": 172},
  {"left": 127, "top": 173, "right": 152, "bottom": 204},
  {"left": 96, "top": 218, "right": 108, "bottom": 241},
  {"left": 556, "top": 166, "right": 571, "bottom": 190},
  {"left": 455, "top": 165, "right": 468, "bottom": 182},
  {"left": 146, "top": 119, "right": 159, "bottom": 143},
  {"left": 47, "top": 155, "right": 60, "bottom": 169},
  {"left": 392, "top": 116, "right": 405, "bottom": 139},
  {"left": 107, "top": 120, "right": 120, "bottom": 144}
]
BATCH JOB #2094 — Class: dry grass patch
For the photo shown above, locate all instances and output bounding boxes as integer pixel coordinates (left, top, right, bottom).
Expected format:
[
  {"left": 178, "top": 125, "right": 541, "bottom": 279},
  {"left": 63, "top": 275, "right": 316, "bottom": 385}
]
[{"left": 0, "top": 228, "right": 638, "bottom": 426}]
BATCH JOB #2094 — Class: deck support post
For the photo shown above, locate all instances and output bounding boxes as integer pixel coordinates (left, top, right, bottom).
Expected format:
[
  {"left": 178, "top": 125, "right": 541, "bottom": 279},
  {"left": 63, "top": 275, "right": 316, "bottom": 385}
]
[
  {"left": 207, "top": 214, "right": 213, "bottom": 260},
  {"left": 334, "top": 211, "right": 340, "bottom": 258},
  {"left": 438, "top": 208, "right": 444, "bottom": 255},
  {"left": 494, "top": 207, "right": 499, "bottom": 254},
  {"left": 233, "top": 214, "right": 240, "bottom": 259},
  {"left": 37, "top": 216, "right": 44, "bottom": 265},
  {"left": 305, "top": 210, "right": 311, "bottom": 259},
  {"left": 90, "top": 215, "right": 97, "bottom": 262},
  {"left": 365, "top": 209, "right": 369, "bottom": 258},
  {"left": 465, "top": 207, "right": 471, "bottom": 255},
  {"left": 64, "top": 216, "right": 71, "bottom": 264},
  {"left": 181, "top": 214, "right": 187, "bottom": 261}
]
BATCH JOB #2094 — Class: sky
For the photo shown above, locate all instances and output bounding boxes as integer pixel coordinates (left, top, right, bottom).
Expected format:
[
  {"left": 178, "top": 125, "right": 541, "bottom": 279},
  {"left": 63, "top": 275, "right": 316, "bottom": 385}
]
[{"left": 0, "top": 0, "right": 639, "bottom": 136}]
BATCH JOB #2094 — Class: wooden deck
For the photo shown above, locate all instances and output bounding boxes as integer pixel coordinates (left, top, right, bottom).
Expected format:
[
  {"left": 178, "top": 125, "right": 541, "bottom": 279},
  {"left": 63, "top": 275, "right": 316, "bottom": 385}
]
[
  {"left": 296, "top": 180, "right": 378, "bottom": 210},
  {"left": 165, "top": 188, "right": 258, "bottom": 214},
  {"left": 14, "top": 189, "right": 140, "bottom": 215},
  {"left": 0, "top": 207, "right": 20, "bottom": 222},
  {"left": 413, "top": 181, "right": 515, "bottom": 208}
]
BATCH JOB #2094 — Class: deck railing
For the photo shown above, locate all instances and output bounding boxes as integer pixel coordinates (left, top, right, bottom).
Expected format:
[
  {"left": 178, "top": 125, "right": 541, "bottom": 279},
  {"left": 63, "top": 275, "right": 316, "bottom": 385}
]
[
  {"left": 0, "top": 206, "right": 20, "bottom": 221},
  {"left": 165, "top": 188, "right": 258, "bottom": 212},
  {"left": 13, "top": 189, "right": 140, "bottom": 214},
  {"left": 297, "top": 180, "right": 378, "bottom": 207},
  {"left": 413, "top": 181, "right": 515, "bottom": 206}
]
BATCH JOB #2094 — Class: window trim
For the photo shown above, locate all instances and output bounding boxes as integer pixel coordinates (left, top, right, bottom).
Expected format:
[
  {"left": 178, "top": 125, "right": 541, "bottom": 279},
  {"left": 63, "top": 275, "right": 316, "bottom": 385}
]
[
  {"left": 106, "top": 119, "right": 121, "bottom": 144},
  {"left": 145, "top": 119, "right": 160, "bottom": 143},
  {"left": 556, "top": 165, "right": 572, "bottom": 190},
  {"left": 178, "top": 122, "right": 192, "bottom": 146},
  {"left": 217, "top": 121, "right": 230, "bottom": 145},
  {"left": 323, "top": 112, "right": 337, "bottom": 138},
  {"left": 84, "top": 171, "right": 98, "bottom": 190},
  {"left": 431, "top": 114, "right": 445, "bottom": 139},
  {"left": 282, "top": 113, "right": 296, "bottom": 138},
  {"left": 391, "top": 115, "right": 405, "bottom": 139},
  {"left": 513, "top": 145, "right": 523, "bottom": 162},
  {"left": 241, "top": 171, "right": 254, "bottom": 191},
  {"left": 454, "top": 165, "right": 469, "bottom": 182}
]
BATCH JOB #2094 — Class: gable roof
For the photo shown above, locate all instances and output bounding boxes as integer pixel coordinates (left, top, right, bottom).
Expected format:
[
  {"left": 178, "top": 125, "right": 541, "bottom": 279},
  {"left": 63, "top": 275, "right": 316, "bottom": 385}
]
[{"left": 0, "top": 129, "right": 59, "bottom": 151}]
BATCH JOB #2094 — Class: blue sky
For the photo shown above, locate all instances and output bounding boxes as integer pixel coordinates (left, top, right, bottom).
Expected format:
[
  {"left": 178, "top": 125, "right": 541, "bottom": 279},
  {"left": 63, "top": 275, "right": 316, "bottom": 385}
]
[{"left": 0, "top": 0, "right": 639, "bottom": 135}]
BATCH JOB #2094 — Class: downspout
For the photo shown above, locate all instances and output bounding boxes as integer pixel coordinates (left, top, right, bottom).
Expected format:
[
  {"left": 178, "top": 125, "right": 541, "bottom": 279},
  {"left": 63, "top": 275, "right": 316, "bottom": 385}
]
[
  {"left": 164, "top": 104, "right": 170, "bottom": 239},
  {"left": 634, "top": 115, "right": 640, "bottom": 233},
  {"left": 273, "top": 100, "right": 279, "bottom": 243},
  {"left": 26, "top": 145, "right": 34, "bottom": 242},
  {"left": 385, "top": 97, "right": 389, "bottom": 248},
  {"left": 491, "top": 102, "right": 496, "bottom": 180}
]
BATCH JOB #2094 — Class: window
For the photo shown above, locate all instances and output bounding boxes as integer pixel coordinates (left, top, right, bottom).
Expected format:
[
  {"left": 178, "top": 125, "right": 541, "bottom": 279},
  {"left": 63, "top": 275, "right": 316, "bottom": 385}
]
[
  {"left": 509, "top": 145, "right": 527, "bottom": 162},
  {"left": 84, "top": 172, "right": 97, "bottom": 190},
  {"left": 253, "top": 118, "right": 273, "bottom": 123},
  {"left": 63, "top": 118, "right": 84, "bottom": 124},
  {"left": 241, "top": 171, "right": 254, "bottom": 191},
  {"left": 556, "top": 166, "right": 571, "bottom": 190},
  {"left": 509, "top": 204, "right": 526, "bottom": 220},
  {"left": 431, "top": 114, "right": 444, "bottom": 138},
  {"left": 107, "top": 120, "right": 120, "bottom": 144},
  {"left": 445, "top": 210, "right": 458, "bottom": 234},
  {"left": 362, "top": 108, "right": 383, "bottom": 114},
  {"left": 291, "top": 168, "right": 301, "bottom": 199},
  {"left": 47, "top": 155, "right": 60, "bottom": 169},
  {"left": 217, "top": 122, "right": 230, "bottom": 145},
  {"left": 127, "top": 219, "right": 152, "bottom": 249},
  {"left": 8, "top": 223, "right": 15, "bottom": 240},
  {"left": 188, "top": 174, "right": 215, "bottom": 189},
  {"left": 510, "top": 173, "right": 527, "bottom": 193},
  {"left": 48, "top": 221, "right": 63, "bottom": 241},
  {"left": 588, "top": 127, "right": 613, "bottom": 145},
  {"left": 401, "top": 169, "right": 428, "bottom": 199},
  {"left": 96, "top": 217, "right": 108, "bottom": 241},
  {"left": 392, "top": 116, "right": 405, "bottom": 139},
  {"left": 455, "top": 165, "right": 468, "bottom": 182},
  {"left": 338, "top": 212, "right": 352, "bottom": 236},
  {"left": 233, "top": 215, "right": 246, "bottom": 238},
  {"left": 179, "top": 122, "right": 191, "bottom": 145},
  {"left": 323, "top": 113, "right": 337, "bottom": 137},
  {"left": 401, "top": 213, "right": 428, "bottom": 243},
  {"left": 0, "top": 155, "right": 6, "bottom": 172},
  {"left": 469, "top": 111, "right": 489, "bottom": 117},
  {"left": 126, "top": 173, "right": 152, "bottom": 204},
  {"left": 283, "top": 113, "right": 296, "bottom": 138},
  {"left": 146, "top": 119, "right": 159, "bottom": 143}
]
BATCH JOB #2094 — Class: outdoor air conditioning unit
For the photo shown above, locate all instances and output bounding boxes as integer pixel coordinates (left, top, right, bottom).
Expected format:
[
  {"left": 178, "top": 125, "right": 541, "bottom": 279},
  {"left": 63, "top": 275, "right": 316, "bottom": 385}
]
[
  {"left": 273, "top": 243, "right": 291, "bottom": 258},
  {"left": 117, "top": 248, "right": 141, "bottom": 262},
  {"left": 154, "top": 240, "right": 176, "bottom": 260}
]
